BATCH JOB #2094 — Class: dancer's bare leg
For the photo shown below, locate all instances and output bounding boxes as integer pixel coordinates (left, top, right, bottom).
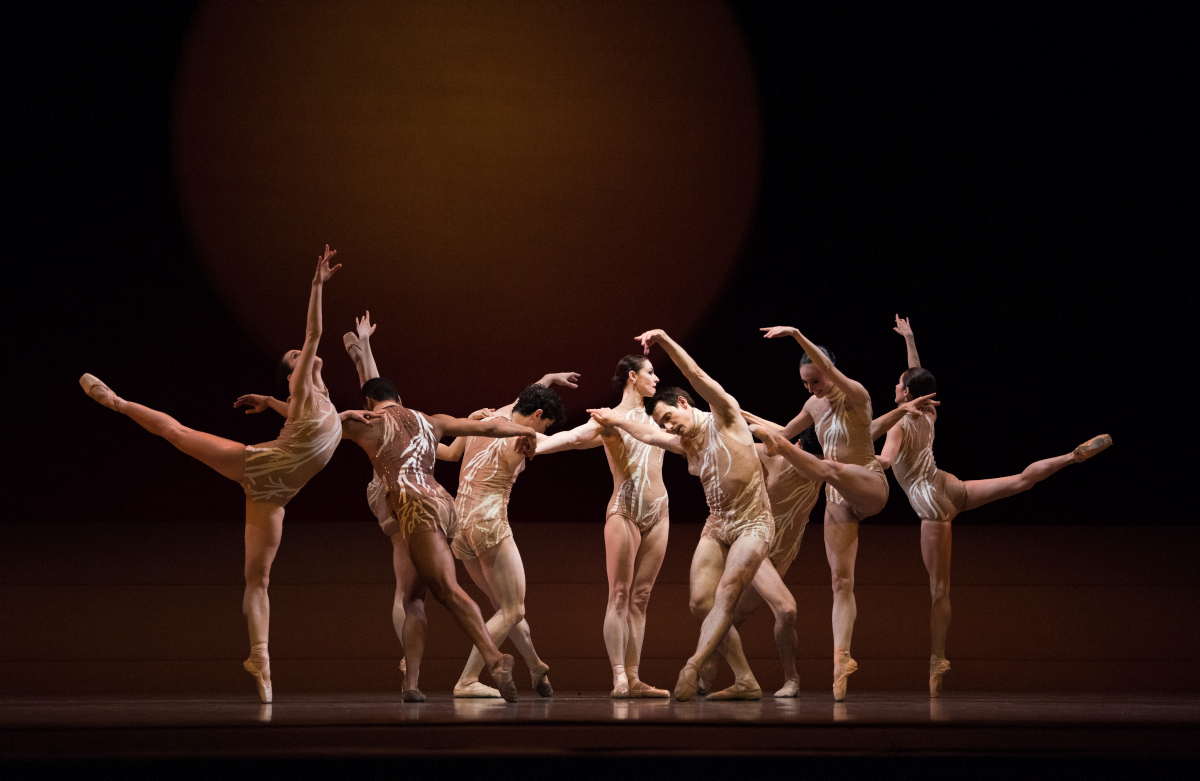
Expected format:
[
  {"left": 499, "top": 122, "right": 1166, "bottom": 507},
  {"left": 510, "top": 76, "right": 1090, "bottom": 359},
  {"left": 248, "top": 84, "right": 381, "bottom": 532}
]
[
  {"left": 755, "top": 430, "right": 887, "bottom": 518},
  {"left": 390, "top": 533, "right": 427, "bottom": 696},
  {"left": 405, "top": 528, "right": 517, "bottom": 702},
  {"left": 699, "top": 579, "right": 767, "bottom": 694},
  {"left": 961, "top": 452, "right": 1079, "bottom": 511},
  {"left": 748, "top": 561, "right": 800, "bottom": 697},
  {"left": 921, "top": 520, "right": 953, "bottom": 697},
  {"left": 625, "top": 519, "right": 670, "bottom": 698},
  {"left": 242, "top": 499, "right": 284, "bottom": 703},
  {"left": 603, "top": 515, "right": 638, "bottom": 697},
  {"left": 675, "top": 536, "right": 766, "bottom": 701},
  {"left": 824, "top": 504, "right": 860, "bottom": 702}
]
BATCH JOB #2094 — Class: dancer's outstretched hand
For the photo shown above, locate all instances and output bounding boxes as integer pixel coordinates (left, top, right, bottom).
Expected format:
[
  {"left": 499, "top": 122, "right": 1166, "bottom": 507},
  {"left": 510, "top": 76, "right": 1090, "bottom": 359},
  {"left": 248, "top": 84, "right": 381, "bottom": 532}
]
[
  {"left": 635, "top": 329, "right": 665, "bottom": 355},
  {"left": 760, "top": 326, "right": 799, "bottom": 340},
  {"left": 355, "top": 310, "right": 376, "bottom": 339},
  {"left": 893, "top": 315, "right": 913, "bottom": 338},
  {"left": 898, "top": 393, "right": 938, "bottom": 416},
  {"left": 587, "top": 407, "right": 621, "bottom": 428},
  {"left": 750, "top": 423, "right": 784, "bottom": 456},
  {"left": 541, "top": 372, "right": 581, "bottom": 389},
  {"left": 313, "top": 244, "right": 341, "bottom": 284},
  {"left": 234, "top": 394, "right": 271, "bottom": 414},
  {"left": 467, "top": 407, "right": 495, "bottom": 421}
]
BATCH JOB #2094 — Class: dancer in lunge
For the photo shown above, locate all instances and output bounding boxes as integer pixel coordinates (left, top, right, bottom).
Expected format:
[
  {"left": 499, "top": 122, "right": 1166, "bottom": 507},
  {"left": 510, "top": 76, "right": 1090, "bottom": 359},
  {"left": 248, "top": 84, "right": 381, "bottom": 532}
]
[
  {"left": 81, "top": 246, "right": 356, "bottom": 704},
  {"left": 877, "top": 315, "right": 1112, "bottom": 697},
  {"left": 536, "top": 355, "right": 671, "bottom": 699},
  {"left": 588, "top": 330, "right": 773, "bottom": 702}
]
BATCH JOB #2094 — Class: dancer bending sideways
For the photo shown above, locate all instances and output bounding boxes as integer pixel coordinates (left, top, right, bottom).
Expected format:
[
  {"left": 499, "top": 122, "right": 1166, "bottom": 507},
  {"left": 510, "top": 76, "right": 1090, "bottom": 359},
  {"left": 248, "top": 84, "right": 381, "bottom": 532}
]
[
  {"left": 536, "top": 355, "right": 672, "bottom": 699},
  {"left": 589, "top": 329, "right": 773, "bottom": 702},
  {"left": 80, "top": 246, "right": 362, "bottom": 704},
  {"left": 338, "top": 378, "right": 540, "bottom": 702},
  {"left": 439, "top": 378, "right": 573, "bottom": 699},
  {"left": 877, "top": 315, "right": 1112, "bottom": 697}
]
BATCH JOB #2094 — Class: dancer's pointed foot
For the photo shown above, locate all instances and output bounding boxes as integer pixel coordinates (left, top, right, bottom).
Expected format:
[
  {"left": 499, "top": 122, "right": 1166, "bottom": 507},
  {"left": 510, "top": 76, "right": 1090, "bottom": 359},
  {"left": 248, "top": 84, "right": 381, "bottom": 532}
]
[
  {"left": 630, "top": 680, "right": 670, "bottom": 699},
  {"left": 832, "top": 649, "right": 858, "bottom": 703},
  {"left": 454, "top": 681, "right": 501, "bottom": 698},
  {"left": 242, "top": 657, "right": 272, "bottom": 704},
  {"left": 342, "top": 332, "right": 360, "bottom": 354},
  {"left": 696, "top": 655, "right": 719, "bottom": 696},
  {"left": 79, "top": 373, "right": 125, "bottom": 412},
  {"left": 1073, "top": 434, "right": 1112, "bottom": 463},
  {"left": 706, "top": 679, "right": 763, "bottom": 701},
  {"left": 402, "top": 689, "right": 426, "bottom": 703},
  {"left": 673, "top": 663, "right": 700, "bottom": 702},
  {"left": 490, "top": 654, "right": 518, "bottom": 703},
  {"left": 774, "top": 677, "right": 801, "bottom": 698},
  {"left": 530, "top": 663, "right": 553, "bottom": 698},
  {"left": 929, "top": 656, "right": 951, "bottom": 698}
]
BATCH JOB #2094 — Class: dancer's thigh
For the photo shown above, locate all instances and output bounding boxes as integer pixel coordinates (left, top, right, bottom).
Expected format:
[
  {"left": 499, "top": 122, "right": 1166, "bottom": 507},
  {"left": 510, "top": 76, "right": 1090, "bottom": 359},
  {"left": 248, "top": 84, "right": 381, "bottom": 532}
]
[
  {"left": 479, "top": 536, "right": 527, "bottom": 610},
  {"left": 719, "top": 536, "right": 768, "bottom": 597},
  {"left": 390, "top": 533, "right": 424, "bottom": 599},
  {"left": 823, "top": 505, "right": 860, "bottom": 581},
  {"left": 689, "top": 537, "right": 727, "bottom": 614},
  {"left": 406, "top": 529, "right": 460, "bottom": 591},
  {"left": 631, "top": 520, "right": 670, "bottom": 595},
  {"left": 751, "top": 560, "right": 795, "bottom": 617},
  {"left": 830, "top": 464, "right": 888, "bottom": 517},
  {"left": 605, "top": 515, "right": 639, "bottom": 594},
  {"left": 244, "top": 500, "right": 284, "bottom": 577},
  {"left": 961, "top": 475, "right": 1025, "bottom": 512},
  {"left": 920, "top": 520, "right": 952, "bottom": 587}
]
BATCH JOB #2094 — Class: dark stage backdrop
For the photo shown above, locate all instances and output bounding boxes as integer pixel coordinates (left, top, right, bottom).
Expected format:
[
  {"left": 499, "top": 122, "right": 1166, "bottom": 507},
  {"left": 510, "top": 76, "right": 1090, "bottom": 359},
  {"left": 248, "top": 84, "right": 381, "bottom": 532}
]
[{"left": 6, "top": 2, "right": 1193, "bottom": 529}]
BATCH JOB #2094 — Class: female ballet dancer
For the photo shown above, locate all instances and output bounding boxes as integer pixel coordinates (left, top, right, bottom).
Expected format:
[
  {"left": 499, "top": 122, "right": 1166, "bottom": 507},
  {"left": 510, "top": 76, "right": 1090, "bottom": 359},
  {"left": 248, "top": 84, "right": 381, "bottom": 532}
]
[
  {"left": 751, "top": 324, "right": 895, "bottom": 702},
  {"left": 535, "top": 355, "right": 672, "bottom": 698},
  {"left": 80, "top": 245, "right": 357, "bottom": 703},
  {"left": 878, "top": 315, "right": 1111, "bottom": 696}
]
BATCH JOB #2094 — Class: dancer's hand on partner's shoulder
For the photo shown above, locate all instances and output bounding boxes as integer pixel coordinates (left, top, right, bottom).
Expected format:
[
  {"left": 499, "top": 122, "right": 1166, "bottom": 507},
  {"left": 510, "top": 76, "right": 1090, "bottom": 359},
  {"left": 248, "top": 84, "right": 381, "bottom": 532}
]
[{"left": 468, "top": 407, "right": 495, "bottom": 421}]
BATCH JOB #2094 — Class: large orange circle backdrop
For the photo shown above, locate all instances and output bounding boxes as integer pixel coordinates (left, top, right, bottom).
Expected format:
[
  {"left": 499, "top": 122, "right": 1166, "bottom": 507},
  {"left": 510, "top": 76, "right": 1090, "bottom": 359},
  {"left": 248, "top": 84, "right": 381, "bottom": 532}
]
[{"left": 174, "top": 0, "right": 760, "bottom": 412}]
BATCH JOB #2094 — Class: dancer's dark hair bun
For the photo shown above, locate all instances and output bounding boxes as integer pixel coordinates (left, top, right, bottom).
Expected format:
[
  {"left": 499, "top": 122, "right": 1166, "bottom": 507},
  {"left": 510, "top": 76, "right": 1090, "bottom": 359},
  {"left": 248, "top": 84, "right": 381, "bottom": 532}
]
[
  {"left": 612, "top": 354, "right": 649, "bottom": 394},
  {"left": 901, "top": 367, "right": 936, "bottom": 399}
]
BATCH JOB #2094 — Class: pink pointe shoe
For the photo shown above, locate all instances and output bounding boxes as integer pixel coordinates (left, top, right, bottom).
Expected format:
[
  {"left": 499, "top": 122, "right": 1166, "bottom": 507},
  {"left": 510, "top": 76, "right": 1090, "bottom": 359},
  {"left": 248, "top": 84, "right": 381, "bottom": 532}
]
[
  {"left": 929, "top": 657, "right": 951, "bottom": 698},
  {"left": 1073, "top": 434, "right": 1112, "bottom": 462},
  {"left": 832, "top": 650, "right": 858, "bottom": 703},
  {"left": 79, "top": 373, "right": 124, "bottom": 411},
  {"left": 242, "top": 657, "right": 273, "bottom": 704}
]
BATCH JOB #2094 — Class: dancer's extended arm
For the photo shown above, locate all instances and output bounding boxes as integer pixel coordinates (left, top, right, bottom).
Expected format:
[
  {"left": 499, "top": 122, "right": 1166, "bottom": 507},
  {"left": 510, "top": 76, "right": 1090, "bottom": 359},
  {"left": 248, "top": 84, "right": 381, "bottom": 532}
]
[
  {"left": 869, "top": 394, "right": 939, "bottom": 441},
  {"left": 893, "top": 315, "right": 921, "bottom": 369},
  {"left": 877, "top": 421, "right": 904, "bottom": 470},
  {"left": 234, "top": 394, "right": 289, "bottom": 417},
  {"left": 353, "top": 311, "right": 380, "bottom": 385},
  {"left": 536, "top": 419, "right": 603, "bottom": 454},
  {"left": 761, "top": 325, "right": 871, "bottom": 409},
  {"left": 588, "top": 407, "right": 685, "bottom": 454},
  {"left": 636, "top": 329, "right": 742, "bottom": 426},
  {"left": 429, "top": 414, "right": 539, "bottom": 455},
  {"left": 437, "top": 408, "right": 495, "bottom": 462},
  {"left": 292, "top": 245, "right": 341, "bottom": 409}
]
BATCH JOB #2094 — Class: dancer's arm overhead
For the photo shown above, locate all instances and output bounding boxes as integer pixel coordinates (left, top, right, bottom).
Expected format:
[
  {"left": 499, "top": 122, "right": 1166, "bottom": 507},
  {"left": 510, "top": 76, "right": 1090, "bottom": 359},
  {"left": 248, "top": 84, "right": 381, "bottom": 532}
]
[
  {"left": 493, "top": 372, "right": 580, "bottom": 418},
  {"left": 291, "top": 245, "right": 341, "bottom": 411},
  {"left": 636, "top": 329, "right": 743, "bottom": 428},
  {"left": 761, "top": 326, "right": 871, "bottom": 409},
  {"left": 587, "top": 407, "right": 685, "bottom": 454},
  {"left": 351, "top": 311, "right": 380, "bottom": 385},
  {"left": 893, "top": 315, "right": 921, "bottom": 369}
]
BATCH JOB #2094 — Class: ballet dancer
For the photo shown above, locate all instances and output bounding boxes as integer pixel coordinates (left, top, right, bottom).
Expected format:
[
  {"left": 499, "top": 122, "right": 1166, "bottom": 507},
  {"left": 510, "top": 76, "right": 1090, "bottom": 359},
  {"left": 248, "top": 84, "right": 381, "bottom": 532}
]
[
  {"left": 536, "top": 355, "right": 672, "bottom": 699},
  {"left": 80, "top": 245, "right": 359, "bottom": 703},
  {"left": 877, "top": 315, "right": 1111, "bottom": 696},
  {"left": 588, "top": 330, "right": 774, "bottom": 702}
]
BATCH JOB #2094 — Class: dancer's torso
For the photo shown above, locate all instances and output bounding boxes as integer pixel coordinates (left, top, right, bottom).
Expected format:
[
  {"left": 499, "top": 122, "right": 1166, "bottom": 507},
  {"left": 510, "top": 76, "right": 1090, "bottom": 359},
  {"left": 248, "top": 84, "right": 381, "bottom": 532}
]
[
  {"left": 454, "top": 413, "right": 525, "bottom": 530},
  {"left": 367, "top": 404, "right": 458, "bottom": 537},
  {"left": 812, "top": 386, "right": 885, "bottom": 509},
  {"left": 602, "top": 405, "right": 668, "bottom": 532},
  {"left": 241, "top": 387, "right": 341, "bottom": 506},
  {"left": 893, "top": 411, "right": 963, "bottom": 521},
  {"left": 760, "top": 450, "right": 821, "bottom": 568},
  {"left": 684, "top": 410, "right": 773, "bottom": 533}
]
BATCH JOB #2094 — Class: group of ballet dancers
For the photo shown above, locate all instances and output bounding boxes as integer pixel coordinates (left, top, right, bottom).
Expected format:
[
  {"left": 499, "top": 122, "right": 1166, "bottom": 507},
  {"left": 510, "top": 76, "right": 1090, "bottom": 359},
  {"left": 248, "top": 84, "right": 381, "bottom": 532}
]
[{"left": 80, "top": 246, "right": 1111, "bottom": 704}]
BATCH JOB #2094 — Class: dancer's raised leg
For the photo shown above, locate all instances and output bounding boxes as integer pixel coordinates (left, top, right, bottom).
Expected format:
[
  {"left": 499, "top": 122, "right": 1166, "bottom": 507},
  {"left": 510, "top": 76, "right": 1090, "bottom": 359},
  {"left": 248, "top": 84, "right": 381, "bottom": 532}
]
[
  {"left": 625, "top": 519, "right": 670, "bottom": 698},
  {"left": 824, "top": 505, "right": 859, "bottom": 702},
  {"left": 755, "top": 426, "right": 886, "bottom": 517},
  {"left": 921, "top": 520, "right": 952, "bottom": 697},
  {"left": 961, "top": 443, "right": 1104, "bottom": 511},
  {"left": 242, "top": 499, "right": 284, "bottom": 703}
]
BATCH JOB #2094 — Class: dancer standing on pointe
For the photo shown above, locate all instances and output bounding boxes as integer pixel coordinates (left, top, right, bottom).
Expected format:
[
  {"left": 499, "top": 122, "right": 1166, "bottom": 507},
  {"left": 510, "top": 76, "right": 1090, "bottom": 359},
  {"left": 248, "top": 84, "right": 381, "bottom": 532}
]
[
  {"left": 536, "top": 355, "right": 672, "bottom": 699},
  {"left": 588, "top": 330, "right": 773, "bottom": 702},
  {"left": 877, "top": 315, "right": 1112, "bottom": 697},
  {"left": 749, "top": 324, "right": 894, "bottom": 702},
  {"left": 80, "top": 245, "right": 362, "bottom": 703}
]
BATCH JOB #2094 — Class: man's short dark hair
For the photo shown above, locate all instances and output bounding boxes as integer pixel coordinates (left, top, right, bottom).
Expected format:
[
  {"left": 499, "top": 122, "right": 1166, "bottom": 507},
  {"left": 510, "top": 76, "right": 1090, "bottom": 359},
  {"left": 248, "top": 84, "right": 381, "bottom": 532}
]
[
  {"left": 513, "top": 384, "right": 566, "bottom": 430},
  {"left": 362, "top": 377, "right": 400, "bottom": 404},
  {"left": 644, "top": 385, "right": 695, "bottom": 417}
]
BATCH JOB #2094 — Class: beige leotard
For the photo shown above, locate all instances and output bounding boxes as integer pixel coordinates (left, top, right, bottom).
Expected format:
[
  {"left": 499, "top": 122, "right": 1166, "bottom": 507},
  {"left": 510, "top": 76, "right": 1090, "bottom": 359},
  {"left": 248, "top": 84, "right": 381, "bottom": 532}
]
[
  {"left": 367, "top": 404, "right": 459, "bottom": 539},
  {"left": 366, "top": 472, "right": 398, "bottom": 536},
  {"left": 812, "top": 386, "right": 888, "bottom": 519},
  {"left": 685, "top": 410, "right": 774, "bottom": 547},
  {"left": 760, "top": 452, "right": 821, "bottom": 575},
  {"left": 240, "top": 388, "right": 341, "bottom": 507},
  {"left": 451, "top": 413, "right": 525, "bottom": 561},
  {"left": 891, "top": 412, "right": 966, "bottom": 522},
  {"left": 602, "top": 405, "right": 669, "bottom": 533}
]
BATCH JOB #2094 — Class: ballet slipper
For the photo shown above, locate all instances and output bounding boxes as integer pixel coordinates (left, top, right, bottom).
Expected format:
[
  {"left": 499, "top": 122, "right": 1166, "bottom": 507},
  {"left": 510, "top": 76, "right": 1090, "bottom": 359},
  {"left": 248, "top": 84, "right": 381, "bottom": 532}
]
[
  {"left": 832, "top": 649, "right": 858, "bottom": 703},
  {"left": 79, "top": 373, "right": 124, "bottom": 412},
  {"left": 242, "top": 657, "right": 272, "bottom": 704},
  {"left": 929, "top": 656, "right": 951, "bottom": 698},
  {"left": 611, "top": 679, "right": 632, "bottom": 699},
  {"left": 530, "top": 663, "right": 553, "bottom": 698},
  {"left": 453, "top": 681, "right": 501, "bottom": 698},
  {"left": 342, "top": 332, "right": 361, "bottom": 354},
  {"left": 402, "top": 689, "right": 426, "bottom": 703},
  {"left": 774, "top": 677, "right": 801, "bottom": 698},
  {"left": 696, "top": 655, "right": 719, "bottom": 696},
  {"left": 705, "top": 679, "right": 763, "bottom": 701},
  {"left": 629, "top": 680, "right": 670, "bottom": 699},
  {"left": 673, "top": 663, "right": 700, "bottom": 702},
  {"left": 489, "top": 654, "right": 518, "bottom": 703},
  {"left": 1072, "top": 434, "right": 1112, "bottom": 463}
]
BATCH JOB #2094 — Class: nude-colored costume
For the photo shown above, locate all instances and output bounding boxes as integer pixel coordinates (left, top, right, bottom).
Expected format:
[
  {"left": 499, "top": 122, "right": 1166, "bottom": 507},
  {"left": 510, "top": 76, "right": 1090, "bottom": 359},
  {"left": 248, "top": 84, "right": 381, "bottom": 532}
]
[
  {"left": 685, "top": 410, "right": 774, "bottom": 547},
  {"left": 813, "top": 387, "right": 888, "bottom": 519},
  {"left": 240, "top": 388, "right": 341, "bottom": 506},
  {"left": 891, "top": 412, "right": 966, "bottom": 522},
  {"left": 603, "top": 406, "right": 669, "bottom": 533},
  {"left": 366, "top": 474, "right": 398, "bottom": 536},
  {"left": 451, "top": 413, "right": 524, "bottom": 561},
  {"left": 367, "top": 405, "right": 459, "bottom": 539},
  {"left": 761, "top": 455, "right": 821, "bottom": 574}
]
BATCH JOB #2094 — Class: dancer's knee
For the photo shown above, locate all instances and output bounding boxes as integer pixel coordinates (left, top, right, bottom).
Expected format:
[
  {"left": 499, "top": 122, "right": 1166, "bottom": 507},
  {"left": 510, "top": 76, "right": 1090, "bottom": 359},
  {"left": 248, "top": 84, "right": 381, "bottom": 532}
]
[
  {"left": 689, "top": 593, "right": 713, "bottom": 620},
  {"left": 608, "top": 584, "right": 631, "bottom": 614},
  {"left": 776, "top": 600, "right": 797, "bottom": 627},
  {"left": 831, "top": 571, "right": 854, "bottom": 596},
  {"left": 502, "top": 602, "right": 526, "bottom": 626},
  {"left": 930, "top": 579, "right": 950, "bottom": 603},
  {"left": 629, "top": 585, "right": 652, "bottom": 616}
]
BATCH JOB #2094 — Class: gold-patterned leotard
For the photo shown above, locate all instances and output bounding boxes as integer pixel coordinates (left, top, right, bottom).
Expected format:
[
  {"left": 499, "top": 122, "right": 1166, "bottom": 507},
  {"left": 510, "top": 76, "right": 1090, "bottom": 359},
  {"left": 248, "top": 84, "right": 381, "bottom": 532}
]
[
  {"left": 812, "top": 386, "right": 888, "bottom": 520},
  {"left": 891, "top": 412, "right": 966, "bottom": 522},
  {"left": 367, "top": 404, "right": 459, "bottom": 539},
  {"left": 685, "top": 410, "right": 774, "bottom": 547},
  {"left": 602, "top": 405, "right": 669, "bottom": 533},
  {"left": 760, "top": 452, "right": 821, "bottom": 574},
  {"left": 451, "top": 413, "right": 524, "bottom": 561},
  {"left": 240, "top": 388, "right": 341, "bottom": 507}
]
